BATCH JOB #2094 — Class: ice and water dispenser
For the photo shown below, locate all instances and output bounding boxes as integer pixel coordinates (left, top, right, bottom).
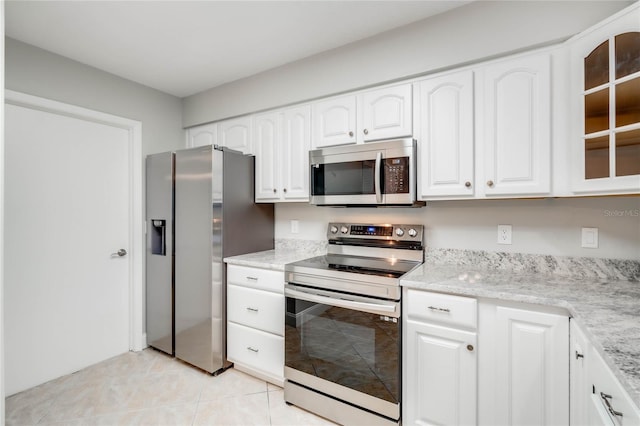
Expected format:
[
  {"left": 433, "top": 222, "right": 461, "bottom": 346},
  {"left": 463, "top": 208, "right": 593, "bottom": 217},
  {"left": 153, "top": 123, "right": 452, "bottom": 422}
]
[{"left": 150, "top": 219, "right": 167, "bottom": 256}]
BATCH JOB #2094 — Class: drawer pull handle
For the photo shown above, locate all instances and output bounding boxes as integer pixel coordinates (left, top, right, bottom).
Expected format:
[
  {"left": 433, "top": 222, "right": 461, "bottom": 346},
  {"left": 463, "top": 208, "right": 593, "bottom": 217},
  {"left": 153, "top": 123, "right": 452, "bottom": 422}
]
[
  {"left": 246, "top": 276, "right": 258, "bottom": 281},
  {"left": 246, "top": 307, "right": 259, "bottom": 312},
  {"left": 575, "top": 351, "right": 584, "bottom": 360},
  {"left": 600, "top": 392, "right": 623, "bottom": 418},
  {"left": 428, "top": 306, "right": 451, "bottom": 313},
  {"left": 247, "top": 346, "right": 259, "bottom": 353}
]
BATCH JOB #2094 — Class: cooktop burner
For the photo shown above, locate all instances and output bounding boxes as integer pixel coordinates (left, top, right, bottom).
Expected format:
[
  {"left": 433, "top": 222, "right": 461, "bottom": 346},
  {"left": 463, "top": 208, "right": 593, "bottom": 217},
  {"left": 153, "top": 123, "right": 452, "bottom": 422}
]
[{"left": 288, "top": 253, "right": 420, "bottom": 279}]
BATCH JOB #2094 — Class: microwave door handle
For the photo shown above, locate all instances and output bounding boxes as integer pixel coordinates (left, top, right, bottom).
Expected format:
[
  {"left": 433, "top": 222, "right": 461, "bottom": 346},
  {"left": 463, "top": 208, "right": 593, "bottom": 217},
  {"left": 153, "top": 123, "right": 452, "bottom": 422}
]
[
  {"left": 285, "top": 287, "right": 397, "bottom": 316},
  {"left": 375, "top": 151, "right": 383, "bottom": 203}
]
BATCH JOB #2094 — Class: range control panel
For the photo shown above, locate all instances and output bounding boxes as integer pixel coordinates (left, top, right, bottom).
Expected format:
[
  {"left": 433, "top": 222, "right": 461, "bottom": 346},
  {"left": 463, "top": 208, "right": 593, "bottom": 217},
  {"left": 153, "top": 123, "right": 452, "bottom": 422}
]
[{"left": 327, "top": 222, "right": 423, "bottom": 242}]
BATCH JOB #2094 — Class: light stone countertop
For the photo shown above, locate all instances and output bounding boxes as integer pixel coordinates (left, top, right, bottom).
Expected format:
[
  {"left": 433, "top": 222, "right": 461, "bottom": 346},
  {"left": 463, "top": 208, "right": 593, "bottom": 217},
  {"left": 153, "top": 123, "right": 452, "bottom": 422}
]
[
  {"left": 401, "top": 263, "right": 640, "bottom": 409},
  {"left": 224, "top": 248, "right": 319, "bottom": 272}
]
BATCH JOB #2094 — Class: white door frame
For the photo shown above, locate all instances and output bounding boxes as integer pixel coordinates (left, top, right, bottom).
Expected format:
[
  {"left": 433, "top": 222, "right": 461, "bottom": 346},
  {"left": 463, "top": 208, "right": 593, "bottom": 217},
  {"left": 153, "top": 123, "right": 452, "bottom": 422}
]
[{"left": 4, "top": 89, "right": 145, "bottom": 352}]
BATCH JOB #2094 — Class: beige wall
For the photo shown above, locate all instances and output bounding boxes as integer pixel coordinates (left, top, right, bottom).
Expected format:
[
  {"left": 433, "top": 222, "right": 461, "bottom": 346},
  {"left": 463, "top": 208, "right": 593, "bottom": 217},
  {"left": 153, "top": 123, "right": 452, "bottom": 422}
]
[{"left": 182, "top": 0, "right": 631, "bottom": 127}]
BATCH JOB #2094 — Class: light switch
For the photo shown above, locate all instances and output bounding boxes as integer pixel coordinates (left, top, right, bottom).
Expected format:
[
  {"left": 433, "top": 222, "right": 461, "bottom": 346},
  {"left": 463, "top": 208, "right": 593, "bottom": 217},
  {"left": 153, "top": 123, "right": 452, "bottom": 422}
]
[{"left": 581, "top": 227, "right": 598, "bottom": 248}]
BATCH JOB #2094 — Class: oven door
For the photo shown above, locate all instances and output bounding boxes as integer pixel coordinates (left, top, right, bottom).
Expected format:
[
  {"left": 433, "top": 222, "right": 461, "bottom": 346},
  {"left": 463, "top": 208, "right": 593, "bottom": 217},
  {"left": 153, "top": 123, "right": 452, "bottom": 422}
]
[{"left": 284, "top": 283, "right": 401, "bottom": 420}]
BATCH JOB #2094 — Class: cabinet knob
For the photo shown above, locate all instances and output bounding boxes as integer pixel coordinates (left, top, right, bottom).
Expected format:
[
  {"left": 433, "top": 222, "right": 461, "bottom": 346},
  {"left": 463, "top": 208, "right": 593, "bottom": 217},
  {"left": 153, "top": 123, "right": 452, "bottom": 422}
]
[
  {"left": 486, "top": 180, "right": 494, "bottom": 187},
  {"left": 363, "top": 129, "right": 369, "bottom": 135},
  {"left": 348, "top": 131, "right": 354, "bottom": 137},
  {"left": 575, "top": 351, "right": 584, "bottom": 360},
  {"left": 465, "top": 181, "right": 472, "bottom": 188},
  {"left": 467, "top": 344, "right": 474, "bottom": 352},
  {"left": 273, "top": 188, "right": 277, "bottom": 193},
  {"left": 283, "top": 188, "right": 287, "bottom": 193}
]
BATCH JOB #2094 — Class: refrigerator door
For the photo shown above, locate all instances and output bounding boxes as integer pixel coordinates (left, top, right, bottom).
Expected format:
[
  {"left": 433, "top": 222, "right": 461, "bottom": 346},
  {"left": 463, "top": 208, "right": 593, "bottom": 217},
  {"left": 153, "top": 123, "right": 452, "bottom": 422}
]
[
  {"left": 145, "top": 151, "right": 174, "bottom": 355},
  {"left": 175, "top": 146, "right": 216, "bottom": 373}
]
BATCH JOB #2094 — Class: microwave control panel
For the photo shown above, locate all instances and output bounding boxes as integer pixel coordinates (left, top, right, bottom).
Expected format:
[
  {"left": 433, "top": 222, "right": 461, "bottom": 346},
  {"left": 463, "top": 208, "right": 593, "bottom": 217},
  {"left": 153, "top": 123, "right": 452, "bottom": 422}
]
[{"left": 384, "top": 157, "right": 409, "bottom": 194}]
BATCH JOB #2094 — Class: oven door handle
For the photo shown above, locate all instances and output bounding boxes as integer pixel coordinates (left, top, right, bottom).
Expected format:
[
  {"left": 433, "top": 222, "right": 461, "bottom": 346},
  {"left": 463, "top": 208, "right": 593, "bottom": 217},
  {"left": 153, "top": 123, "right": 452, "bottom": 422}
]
[
  {"left": 285, "top": 287, "right": 399, "bottom": 317},
  {"left": 375, "top": 151, "right": 383, "bottom": 204}
]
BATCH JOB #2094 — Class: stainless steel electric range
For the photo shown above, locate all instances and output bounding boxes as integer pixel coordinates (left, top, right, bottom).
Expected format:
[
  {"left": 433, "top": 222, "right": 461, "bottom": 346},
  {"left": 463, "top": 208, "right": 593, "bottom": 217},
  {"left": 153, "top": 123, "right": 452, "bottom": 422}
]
[{"left": 283, "top": 223, "right": 424, "bottom": 426}]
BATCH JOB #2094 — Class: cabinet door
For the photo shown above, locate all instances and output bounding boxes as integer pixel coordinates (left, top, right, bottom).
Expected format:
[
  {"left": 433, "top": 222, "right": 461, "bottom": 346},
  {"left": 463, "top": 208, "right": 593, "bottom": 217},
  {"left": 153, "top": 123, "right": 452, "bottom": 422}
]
[
  {"left": 312, "top": 95, "right": 357, "bottom": 148},
  {"left": 418, "top": 71, "right": 474, "bottom": 198},
  {"left": 186, "top": 123, "right": 217, "bottom": 148},
  {"left": 405, "top": 320, "right": 477, "bottom": 426},
  {"left": 569, "top": 3, "right": 640, "bottom": 195},
  {"left": 482, "top": 53, "right": 551, "bottom": 196},
  {"left": 361, "top": 84, "right": 412, "bottom": 142},
  {"left": 227, "top": 322, "right": 284, "bottom": 383},
  {"left": 282, "top": 105, "right": 311, "bottom": 201},
  {"left": 494, "top": 306, "right": 569, "bottom": 425},
  {"left": 570, "top": 320, "right": 591, "bottom": 426},
  {"left": 218, "top": 116, "right": 253, "bottom": 154},
  {"left": 254, "top": 112, "right": 281, "bottom": 202},
  {"left": 587, "top": 344, "right": 640, "bottom": 426}
]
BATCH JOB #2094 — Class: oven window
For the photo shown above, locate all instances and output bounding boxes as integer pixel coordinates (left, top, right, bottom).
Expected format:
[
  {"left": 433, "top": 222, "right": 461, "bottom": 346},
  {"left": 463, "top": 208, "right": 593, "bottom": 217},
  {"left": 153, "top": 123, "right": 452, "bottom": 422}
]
[
  {"left": 311, "top": 161, "right": 376, "bottom": 195},
  {"left": 285, "top": 296, "right": 400, "bottom": 404}
]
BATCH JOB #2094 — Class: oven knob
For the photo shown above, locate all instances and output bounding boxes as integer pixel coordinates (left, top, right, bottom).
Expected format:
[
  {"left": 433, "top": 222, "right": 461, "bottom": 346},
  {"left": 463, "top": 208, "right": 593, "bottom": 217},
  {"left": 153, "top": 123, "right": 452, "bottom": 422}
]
[
  {"left": 330, "top": 225, "right": 339, "bottom": 234},
  {"left": 395, "top": 228, "right": 404, "bottom": 237},
  {"left": 408, "top": 228, "right": 418, "bottom": 238},
  {"left": 341, "top": 226, "right": 349, "bottom": 234}
]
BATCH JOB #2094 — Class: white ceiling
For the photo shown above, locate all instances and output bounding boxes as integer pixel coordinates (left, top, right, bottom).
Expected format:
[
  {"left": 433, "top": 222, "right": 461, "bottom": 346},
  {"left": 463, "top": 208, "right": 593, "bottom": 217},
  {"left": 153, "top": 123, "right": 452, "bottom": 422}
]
[{"left": 5, "top": 1, "right": 472, "bottom": 98}]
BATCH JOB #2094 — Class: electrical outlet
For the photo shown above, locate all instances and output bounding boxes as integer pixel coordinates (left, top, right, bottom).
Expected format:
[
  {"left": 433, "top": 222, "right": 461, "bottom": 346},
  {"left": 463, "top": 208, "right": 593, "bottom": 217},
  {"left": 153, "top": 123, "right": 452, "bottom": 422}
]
[
  {"left": 290, "top": 220, "right": 299, "bottom": 234},
  {"left": 497, "top": 225, "right": 512, "bottom": 245}
]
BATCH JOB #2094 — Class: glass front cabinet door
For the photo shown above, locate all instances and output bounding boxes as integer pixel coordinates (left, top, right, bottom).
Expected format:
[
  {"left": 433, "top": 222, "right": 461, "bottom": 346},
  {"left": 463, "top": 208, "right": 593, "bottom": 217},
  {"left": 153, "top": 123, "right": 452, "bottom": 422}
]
[{"left": 570, "top": 3, "right": 640, "bottom": 194}]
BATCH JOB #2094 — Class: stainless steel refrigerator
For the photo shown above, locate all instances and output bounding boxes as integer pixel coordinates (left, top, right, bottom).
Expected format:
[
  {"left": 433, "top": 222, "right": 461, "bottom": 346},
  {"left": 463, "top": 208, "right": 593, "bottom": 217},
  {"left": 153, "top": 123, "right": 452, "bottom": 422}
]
[{"left": 145, "top": 145, "right": 274, "bottom": 374}]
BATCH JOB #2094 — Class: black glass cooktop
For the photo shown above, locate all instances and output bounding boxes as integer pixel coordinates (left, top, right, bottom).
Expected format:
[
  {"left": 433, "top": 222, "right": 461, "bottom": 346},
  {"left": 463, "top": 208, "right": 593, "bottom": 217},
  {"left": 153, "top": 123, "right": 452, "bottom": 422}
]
[{"left": 287, "top": 254, "right": 420, "bottom": 279}]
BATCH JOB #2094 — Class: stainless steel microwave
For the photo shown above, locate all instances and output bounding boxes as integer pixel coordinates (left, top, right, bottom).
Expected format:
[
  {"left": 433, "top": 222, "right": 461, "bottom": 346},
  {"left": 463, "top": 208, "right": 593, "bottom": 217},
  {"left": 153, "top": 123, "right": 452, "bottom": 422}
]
[{"left": 309, "top": 138, "right": 424, "bottom": 207}]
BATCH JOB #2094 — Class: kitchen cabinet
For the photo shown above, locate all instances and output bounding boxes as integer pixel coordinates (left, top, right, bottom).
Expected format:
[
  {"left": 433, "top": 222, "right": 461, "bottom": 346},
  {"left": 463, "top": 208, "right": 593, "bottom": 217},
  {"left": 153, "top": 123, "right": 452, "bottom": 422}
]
[
  {"left": 570, "top": 319, "right": 640, "bottom": 426},
  {"left": 571, "top": 319, "right": 590, "bottom": 426},
  {"left": 569, "top": 2, "right": 640, "bottom": 195},
  {"left": 186, "top": 122, "right": 217, "bottom": 148},
  {"left": 311, "top": 84, "right": 412, "bottom": 148},
  {"left": 218, "top": 116, "right": 253, "bottom": 155},
  {"left": 479, "top": 52, "right": 551, "bottom": 197},
  {"left": 417, "top": 70, "right": 475, "bottom": 198},
  {"left": 416, "top": 51, "right": 551, "bottom": 200},
  {"left": 479, "top": 302, "right": 569, "bottom": 425},
  {"left": 403, "top": 289, "right": 478, "bottom": 426},
  {"left": 254, "top": 105, "right": 311, "bottom": 202},
  {"left": 226, "top": 264, "right": 284, "bottom": 386}
]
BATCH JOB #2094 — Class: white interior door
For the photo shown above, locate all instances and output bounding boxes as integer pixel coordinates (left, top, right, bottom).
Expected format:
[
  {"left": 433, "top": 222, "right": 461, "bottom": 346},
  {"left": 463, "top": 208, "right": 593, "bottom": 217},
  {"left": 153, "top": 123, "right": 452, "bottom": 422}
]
[{"left": 4, "top": 103, "right": 132, "bottom": 395}]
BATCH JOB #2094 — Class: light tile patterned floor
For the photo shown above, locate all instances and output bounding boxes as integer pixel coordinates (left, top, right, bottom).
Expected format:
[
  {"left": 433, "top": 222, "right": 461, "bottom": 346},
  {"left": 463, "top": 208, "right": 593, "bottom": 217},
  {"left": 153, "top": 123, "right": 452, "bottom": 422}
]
[{"left": 5, "top": 348, "right": 337, "bottom": 425}]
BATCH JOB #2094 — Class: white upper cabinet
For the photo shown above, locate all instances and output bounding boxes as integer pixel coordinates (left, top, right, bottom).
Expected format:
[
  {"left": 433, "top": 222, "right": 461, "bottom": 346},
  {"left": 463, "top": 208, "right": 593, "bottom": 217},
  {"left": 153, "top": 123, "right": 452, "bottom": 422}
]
[
  {"left": 417, "top": 70, "right": 475, "bottom": 198},
  {"left": 569, "top": 3, "right": 640, "bottom": 195},
  {"left": 254, "top": 112, "right": 281, "bottom": 201},
  {"left": 186, "top": 122, "right": 217, "bottom": 148},
  {"left": 480, "top": 52, "right": 551, "bottom": 197},
  {"left": 254, "top": 105, "right": 311, "bottom": 202},
  {"left": 361, "top": 84, "right": 413, "bottom": 142},
  {"left": 312, "top": 95, "right": 357, "bottom": 148},
  {"left": 218, "top": 116, "right": 253, "bottom": 155},
  {"left": 281, "top": 105, "right": 311, "bottom": 201},
  {"left": 311, "top": 84, "right": 413, "bottom": 148}
]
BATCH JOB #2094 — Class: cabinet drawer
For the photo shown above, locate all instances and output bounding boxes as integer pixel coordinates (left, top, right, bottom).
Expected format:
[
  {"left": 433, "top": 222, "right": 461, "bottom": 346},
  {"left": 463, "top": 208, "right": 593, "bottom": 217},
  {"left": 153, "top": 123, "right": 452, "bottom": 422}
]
[
  {"left": 588, "top": 347, "right": 640, "bottom": 425},
  {"left": 406, "top": 289, "right": 477, "bottom": 329},
  {"left": 227, "top": 322, "right": 284, "bottom": 381},
  {"left": 228, "top": 284, "right": 284, "bottom": 336},
  {"left": 227, "top": 265, "right": 283, "bottom": 294}
]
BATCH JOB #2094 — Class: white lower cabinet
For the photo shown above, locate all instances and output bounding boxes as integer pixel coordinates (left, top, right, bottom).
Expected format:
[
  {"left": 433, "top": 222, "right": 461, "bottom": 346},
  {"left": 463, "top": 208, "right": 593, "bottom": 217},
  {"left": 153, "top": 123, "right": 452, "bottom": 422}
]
[
  {"left": 226, "top": 264, "right": 284, "bottom": 386},
  {"left": 404, "top": 289, "right": 478, "bottom": 426},
  {"left": 570, "top": 320, "right": 640, "bottom": 426},
  {"left": 405, "top": 290, "right": 572, "bottom": 426},
  {"left": 489, "top": 305, "right": 569, "bottom": 426}
]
